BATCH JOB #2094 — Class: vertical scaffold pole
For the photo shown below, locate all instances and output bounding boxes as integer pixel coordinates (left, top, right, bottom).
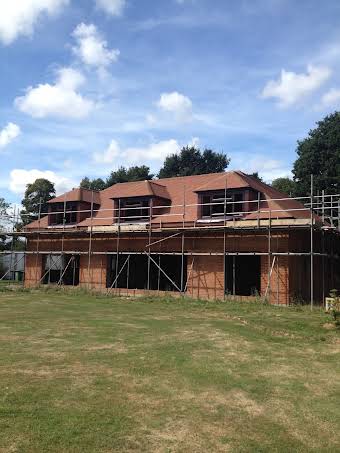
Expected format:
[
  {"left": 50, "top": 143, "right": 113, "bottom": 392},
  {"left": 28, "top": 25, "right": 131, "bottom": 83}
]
[
  {"left": 232, "top": 256, "right": 236, "bottom": 296},
  {"left": 115, "top": 199, "right": 121, "bottom": 291},
  {"left": 87, "top": 190, "right": 94, "bottom": 290},
  {"left": 147, "top": 198, "right": 153, "bottom": 291},
  {"left": 126, "top": 253, "right": 130, "bottom": 295},
  {"left": 322, "top": 190, "right": 325, "bottom": 224},
  {"left": 322, "top": 190, "right": 325, "bottom": 304},
  {"left": 157, "top": 255, "right": 161, "bottom": 293},
  {"left": 310, "top": 174, "right": 314, "bottom": 311},
  {"left": 59, "top": 193, "right": 67, "bottom": 285},
  {"left": 9, "top": 206, "right": 16, "bottom": 282},
  {"left": 267, "top": 209, "right": 272, "bottom": 302},
  {"left": 23, "top": 211, "right": 27, "bottom": 286},
  {"left": 181, "top": 185, "right": 186, "bottom": 294},
  {"left": 223, "top": 175, "right": 227, "bottom": 300},
  {"left": 35, "top": 199, "right": 42, "bottom": 285}
]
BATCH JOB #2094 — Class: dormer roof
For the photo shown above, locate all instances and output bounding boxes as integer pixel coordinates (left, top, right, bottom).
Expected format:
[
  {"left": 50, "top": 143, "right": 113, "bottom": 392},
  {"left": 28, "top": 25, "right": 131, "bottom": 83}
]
[
  {"left": 47, "top": 188, "right": 101, "bottom": 205},
  {"left": 108, "top": 180, "right": 170, "bottom": 200}
]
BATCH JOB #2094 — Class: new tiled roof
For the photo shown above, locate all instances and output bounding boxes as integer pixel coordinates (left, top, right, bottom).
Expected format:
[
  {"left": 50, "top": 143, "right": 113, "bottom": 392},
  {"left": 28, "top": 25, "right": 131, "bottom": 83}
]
[
  {"left": 47, "top": 188, "right": 101, "bottom": 205},
  {"left": 194, "top": 171, "right": 251, "bottom": 192},
  {"left": 108, "top": 180, "right": 170, "bottom": 200},
  {"left": 24, "top": 171, "right": 312, "bottom": 230}
]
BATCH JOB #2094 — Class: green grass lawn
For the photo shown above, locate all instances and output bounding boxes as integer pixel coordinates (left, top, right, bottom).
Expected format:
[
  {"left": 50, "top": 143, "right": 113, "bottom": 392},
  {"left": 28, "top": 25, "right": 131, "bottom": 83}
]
[{"left": 0, "top": 289, "right": 339, "bottom": 452}]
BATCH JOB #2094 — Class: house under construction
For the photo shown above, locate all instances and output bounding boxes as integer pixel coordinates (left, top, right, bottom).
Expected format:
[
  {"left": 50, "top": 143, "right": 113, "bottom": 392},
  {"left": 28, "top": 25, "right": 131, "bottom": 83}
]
[{"left": 7, "top": 170, "right": 340, "bottom": 305}]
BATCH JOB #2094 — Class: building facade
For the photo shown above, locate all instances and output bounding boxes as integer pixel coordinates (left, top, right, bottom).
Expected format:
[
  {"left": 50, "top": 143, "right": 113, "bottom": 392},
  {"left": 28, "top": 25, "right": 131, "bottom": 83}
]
[{"left": 22, "top": 171, "right": 340, "bottom": 305}]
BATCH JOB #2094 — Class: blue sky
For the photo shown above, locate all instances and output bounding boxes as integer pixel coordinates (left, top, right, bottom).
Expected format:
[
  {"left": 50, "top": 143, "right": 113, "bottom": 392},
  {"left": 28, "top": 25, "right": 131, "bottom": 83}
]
[{"left": 1, "top": 0, "right": 340, "bottom": 204}]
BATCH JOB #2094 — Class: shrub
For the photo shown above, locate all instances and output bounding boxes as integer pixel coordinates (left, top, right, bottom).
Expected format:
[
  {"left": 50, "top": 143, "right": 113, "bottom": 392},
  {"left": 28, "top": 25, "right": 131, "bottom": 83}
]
[{"left": 328, "top": 289, "right": 340, "bottom": 325}]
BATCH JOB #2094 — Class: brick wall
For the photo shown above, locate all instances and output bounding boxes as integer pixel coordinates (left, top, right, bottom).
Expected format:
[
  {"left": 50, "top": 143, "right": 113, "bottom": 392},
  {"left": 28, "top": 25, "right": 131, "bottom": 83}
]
[
  {"left": 79, "top": 255, "right": 107, "bottom": 289},
  {"left": 261, "top": 255, "right": 289, "bottom": 305},
  {"left": 186, "top": 255, "right": 224, "bottom": 300},
  {"left": 24, "top": 229, "right": 337, "bottom": 305}
]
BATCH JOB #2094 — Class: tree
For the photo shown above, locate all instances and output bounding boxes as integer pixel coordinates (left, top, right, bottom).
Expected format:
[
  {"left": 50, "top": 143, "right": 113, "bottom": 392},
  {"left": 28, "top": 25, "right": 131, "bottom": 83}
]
[
  {"left": 249, "top": 172, "right": 263, "bottom": 182},
  {"left": 0, "top": 198, "right": 24, "bottom": 252},
  {"left": 293, "top": 112, "right": 340, "bottom": 196},
  {"left": 106, "top": 165, "right": 153, "bottom": 188},
  {"left": 0, "top": 197, "right": 10, "bottom": 216},
  {"left": 21, "top": 178, "right": 55, "bottom": 225},
  {"left": 80, "top": 177, "right": 106, "bottom": 191},
  {"left": 0, "top": 197, "right": 10, "bottom": 251},
  {"left": 271, "top": 177, "right": 296, "bottom": 196},
  {"left": 158, "top": 146, "right": 230, "bottom": 178}
]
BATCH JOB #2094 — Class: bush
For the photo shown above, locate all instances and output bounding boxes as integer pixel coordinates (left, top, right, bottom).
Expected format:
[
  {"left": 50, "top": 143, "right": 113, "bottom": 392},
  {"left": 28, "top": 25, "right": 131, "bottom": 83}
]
[{"left": 329, "top": 289, "right": 340, "bottom": 325}]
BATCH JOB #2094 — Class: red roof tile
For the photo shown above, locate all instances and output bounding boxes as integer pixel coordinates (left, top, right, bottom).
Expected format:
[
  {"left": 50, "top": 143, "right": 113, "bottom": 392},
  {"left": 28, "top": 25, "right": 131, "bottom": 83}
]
[
  {"left": 24, "top": 171, "right": 313, "bottom": 229},
  {"left": 108, "top": 180, "right": 170, "bottom": 200},
  {"left": 47, "top": 188, "right": 101, "bottom": 205}
]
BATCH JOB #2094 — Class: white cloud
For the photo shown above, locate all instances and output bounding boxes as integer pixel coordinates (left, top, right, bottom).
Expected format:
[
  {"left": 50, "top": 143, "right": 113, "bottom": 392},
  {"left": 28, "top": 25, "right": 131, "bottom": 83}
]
[
  {"left": 15, "top": 67, "right": 94, "bottom": 119},
  {"left": 0, "top": 0, "right": 69, "bottom": 45},
  {"left": 95, "top": 0, "right": 126, "bottom": 16},
  {"left": 93, "top": 139, "right": 121, "bottom": 163},
  {"left": 93, "top": 139, "right": 181, "bottom": 165},
  {"left": 188, "top": 136, "right": 199, "bottom": 148},
  {"left": 230, "top": 154, "right": 291, "bottom": 182},
  {"left": 0, "top": 123, "right": 21, "bottom": 148},
  {"left": 320, "top": 88, "right": 340, "bottom": 107},
  {"left": 72, "top": 23, "right": 120, "bottom": 69},
  {"left": 261, "top": 65, "right": 331, "bottom": 107},
  {"left": 9, "top": 169, "right": 76, "bottom": 195},
  {"left": 158, "top": 91, "right": 193, "bottom": 121}
]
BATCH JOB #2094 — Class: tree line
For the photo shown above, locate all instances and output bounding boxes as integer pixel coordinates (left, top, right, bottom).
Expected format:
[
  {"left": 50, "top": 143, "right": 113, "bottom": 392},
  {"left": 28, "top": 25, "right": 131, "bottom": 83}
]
[
  {"left": 79, "top": 146, "right": 230, "bottom": 190},
  {"left": 2, "top": 111, "right": 340, "bottom": 227}
]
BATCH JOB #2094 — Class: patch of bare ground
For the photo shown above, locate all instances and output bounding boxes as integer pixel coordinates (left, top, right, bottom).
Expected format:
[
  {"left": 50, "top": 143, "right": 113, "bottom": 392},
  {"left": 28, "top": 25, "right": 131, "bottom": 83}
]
[
  {"left": 116, "top": 321, "right": 148, "bottom": 330},
  {"left": 323, "top": 322, "right": 336, "bottom": 330},
  {"left": 123, "top": 384, "right": 265, "bottom": 451},
  {"left": 0, "top": 334, "right": 22, "bottom": 341},
  {"left": 36, "top": 350, "right": 67, "bottom": 360},
  {"left": 143, "top": 419, "right": 231, "bottom": 453},
  {"left": 224, "top": 314, "right": 249, "bottom": 325},
  {"left": 177, "top": 388, "right": 264, "bottom": 416},
  {"left": 267, "top": 400, "right": 338, "bottom": 449},
  {"left": 85, "top": 342, "right": 128, "bottom": 353},
  {"left": 4, "top": 362, "right": 116, "bottom": 387},
  {"left": 0, "top": 440, "right": 23, "bottom": 453},
  {"left": 259, "top": 363, "right": 308, "bottom": 381}
]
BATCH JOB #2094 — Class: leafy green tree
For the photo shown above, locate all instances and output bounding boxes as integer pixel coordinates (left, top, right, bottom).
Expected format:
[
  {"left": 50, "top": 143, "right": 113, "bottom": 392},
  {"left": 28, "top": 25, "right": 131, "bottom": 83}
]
[
  {"left": 106, "top": 166, "right": 153, "bottom": 188},
  {"left": 158, "top": 146, "right": 230, "bottom": 178},
  {"left": 271, "top": 177, "right": 296, "bottom": 196},
  {"left": 293, "top": 112, "right": 340, "bottom": 196},
  {"left": 80, "top": 177, "right": 106, "bottom": 191},
  {"left": 21, "top": 178, "right": 55, "bottom": 225}
]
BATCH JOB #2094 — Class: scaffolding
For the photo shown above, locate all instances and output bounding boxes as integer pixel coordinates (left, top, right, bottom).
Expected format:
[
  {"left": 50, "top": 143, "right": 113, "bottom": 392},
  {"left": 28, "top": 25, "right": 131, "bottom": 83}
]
[{"left": 1, "top": 175, "right": 340, "bottom": 308}]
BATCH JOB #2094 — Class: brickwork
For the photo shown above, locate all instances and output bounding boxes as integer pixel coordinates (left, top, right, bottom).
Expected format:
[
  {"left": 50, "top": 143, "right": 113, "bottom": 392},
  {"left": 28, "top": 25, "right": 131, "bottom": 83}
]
[
  {"left": 186, "top": 255, "right": 225, "bottom": 300},
  {"left": 79, "top": 255, "right": 106, "bottom": 290},
  {"left": 261, "top": 255, "right": 289, "bottom": 305},
  {"left": 23, "top": 228, "right": 340, "bottom": 305}
]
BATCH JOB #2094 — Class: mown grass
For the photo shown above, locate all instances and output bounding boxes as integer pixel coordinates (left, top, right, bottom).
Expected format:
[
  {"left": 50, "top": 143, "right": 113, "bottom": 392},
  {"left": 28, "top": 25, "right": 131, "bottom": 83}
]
[{"left": 0, "top": 289, "right": 339, "bottom": 452}]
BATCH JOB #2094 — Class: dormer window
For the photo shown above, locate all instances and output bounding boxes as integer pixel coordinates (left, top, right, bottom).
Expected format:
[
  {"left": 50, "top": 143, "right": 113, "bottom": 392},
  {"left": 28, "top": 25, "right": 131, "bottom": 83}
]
[
  {"left": 110, "top": 180, "right": 171, "bottom": 224},
  {"left": 201, "top": 191, "right": 244, "bottom": 218},
  {"left": 47, "top": 188, "right": 100, "bottom": 227},
  {"left": 120, "top": 198, "right": 150, "bottom": 222},
  {"left": 49, "top": 202, "right": 78, "bottom": 226}
]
